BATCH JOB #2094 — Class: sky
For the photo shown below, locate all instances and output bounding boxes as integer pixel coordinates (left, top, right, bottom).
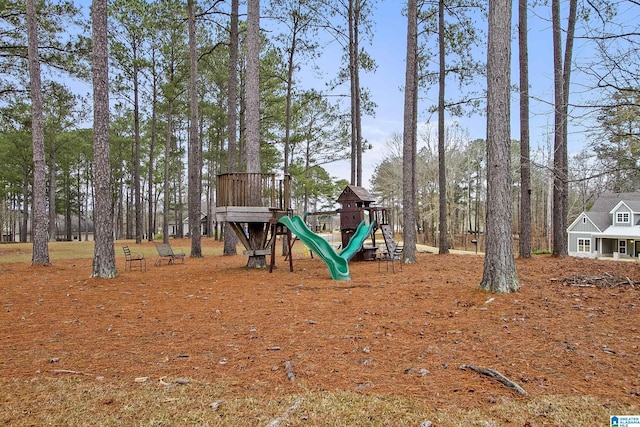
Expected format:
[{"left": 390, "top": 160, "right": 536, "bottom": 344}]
[
  {"left": 68, "top": 0, "right": 633, "bottom": 190},
  {"left": 301, "top": 0, "right": 608, "bottom": 188}
]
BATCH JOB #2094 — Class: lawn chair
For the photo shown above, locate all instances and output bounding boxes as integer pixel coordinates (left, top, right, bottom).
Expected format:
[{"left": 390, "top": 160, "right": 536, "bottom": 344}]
[
  {"left": 154, "top": 243, "right": 186, "bottom": 265},
  {"left": 123, "top": 246, "right": 146, "bottom": 271},
  {"left": 377, "top": 224, "right": 403, "bottom": 273}
]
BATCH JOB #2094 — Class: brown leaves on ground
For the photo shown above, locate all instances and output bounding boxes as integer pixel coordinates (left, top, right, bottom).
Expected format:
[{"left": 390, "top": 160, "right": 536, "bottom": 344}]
[{"left": 2, "top": 238, "right": 640, "bottom": 413}]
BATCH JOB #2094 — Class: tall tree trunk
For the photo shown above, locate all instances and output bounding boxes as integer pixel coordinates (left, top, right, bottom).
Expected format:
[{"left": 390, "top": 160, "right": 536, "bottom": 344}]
[
  {"left": 402, "top": 0, "right": 418, "bottom": 264},
  {"left": 163, "top": 100, "right": 173, "bottom": 244},
  {"left": 86, "top": 169, "right": 92, "bottom": 241},
  {"left": 205, "top": 114, "right": 217, "bottom": 238},
  {"left": 133, "top": 43, "right": 142, "bottom": 244},
  {"left": 283, "top": 17, "right": 296, "bottom": 178},
  {"left": 245, "top": 0, "right": 265, "bottom": 268},
  {"left": 224, "top": 0, "right": 239, "bottom": 256},
  {"left": 47, "top": 138, "right": 57, "bottom": 241},
  {"left": 176, "top": 153, "right": 184, "bottom": 238},
  {"left": 187, "top": 0, "right": 202, "bottom": 257},
  {"left": 91, "top": 0, "right": 117, "bottom": 278},
  {"left": 148, "top": 54, "right": 158, "bottom": 241},
  {"left": 437, "top": 0, "right": 448, "bottom": 255},
  {"left": 65, "top": 174, "right": 72, "bottom": 240},
  {"left": 347, "top": 0, "right": 364, "bottom": 186},
  {"left": 560, "top": 0, "right": 576, "bottom": 249},
  {"left": 126, "top": 183, "right": 132, "bottom": 238},
  {"left": 21, "top": 168, "right": 29, "bottom": 243},
  {"left": 26, "top": 0, "right": 50, "bottom": 264},
  {"left": 518, "top": 0, "right": 531, "bottom": 258},
  {"left": 354, "top": 1, "right": 362, "bottom": 187},
  {"left": 281, "top": 8, "right": 299, "bottom": 257},
  {"left": 77, "top": 168, "right": 82, "bottom": 241},
  {"left": 348, "top": 0, "right": 356, "bottom": 185},
  {"left": 551, "top": 0, "right": 576, "bottom": 257},
  {"left": 480, "top": 0, "right": 519, "bottom": 293},
  {"left": 551, "top": 0, "right": 563, "bottom": 257},
  {"left": 117, "top": 175, "right": 124, "bottom": 238},
  {"left": 303, "top": 141, "right": 311, "bottom": 214}
]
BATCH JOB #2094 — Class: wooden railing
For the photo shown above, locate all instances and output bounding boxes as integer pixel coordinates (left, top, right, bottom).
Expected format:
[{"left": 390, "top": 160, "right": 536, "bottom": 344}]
[{"left": 216, "top": 173, "right": 290, "bottom": 210}]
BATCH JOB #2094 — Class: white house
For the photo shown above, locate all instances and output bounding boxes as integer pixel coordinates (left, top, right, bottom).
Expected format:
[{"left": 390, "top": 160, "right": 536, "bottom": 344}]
[
  {"left": 168, "top": 211, "right": 208, "bottom": 237},
  {"left": 567, "top": 192, "right": 640, "bottom": 259}
]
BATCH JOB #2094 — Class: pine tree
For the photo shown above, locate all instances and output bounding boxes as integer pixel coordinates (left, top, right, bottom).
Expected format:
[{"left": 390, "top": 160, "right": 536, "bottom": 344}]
[
  {"left": 26, "top": 0, "right": 50, "bottom": 265},
  {"left": 480, "top": 0, "right": 519, "bottom": 293},
  {"left": 91, "top": 0, "right": 117, "bottom": 278}
]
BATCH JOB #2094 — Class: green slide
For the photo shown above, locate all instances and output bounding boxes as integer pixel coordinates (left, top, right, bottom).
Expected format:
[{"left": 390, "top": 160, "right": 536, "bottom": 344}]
[
  {"left": 277, "top": 216, "right": 375, "bottom": 281},
  {"left": 339, "top": 219, "right": 377, "bottom": 261}
]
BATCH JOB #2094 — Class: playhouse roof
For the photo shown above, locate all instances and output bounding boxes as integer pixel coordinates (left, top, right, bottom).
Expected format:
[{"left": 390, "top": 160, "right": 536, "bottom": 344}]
[{"left": 337, "top": 185, "right": 376, "bottom": 203}]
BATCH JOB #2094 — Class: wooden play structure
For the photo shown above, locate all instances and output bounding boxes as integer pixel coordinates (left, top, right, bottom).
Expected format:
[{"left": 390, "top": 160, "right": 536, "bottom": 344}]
[
  {"left": 214, "top": 172, "right": 293, "bottom": 271},
  {"left": 336, "top": 185, "right": 390, "bottom": 261},
  {"left": 214, "top": 174, "right": 395, "bottom": 277}
]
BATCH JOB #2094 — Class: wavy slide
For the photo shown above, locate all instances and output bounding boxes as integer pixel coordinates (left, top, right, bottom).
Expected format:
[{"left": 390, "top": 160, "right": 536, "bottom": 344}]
[{"left": 278, "top": 216, "right": 375, "bottom": 281}]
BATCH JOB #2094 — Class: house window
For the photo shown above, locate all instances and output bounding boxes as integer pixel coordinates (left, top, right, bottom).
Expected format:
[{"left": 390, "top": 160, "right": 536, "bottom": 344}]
[
  {"left": 619, "top": 240, "right": 627, "bottom": 254},
  {"left": 582, "top": 217, "right": 586, "bottom": 223},
  {"left": 578, "top": 238, "right": 591, "bottom": 253},
  {"left": 616, "top": 212, "right": 630, "bottom": 223}
]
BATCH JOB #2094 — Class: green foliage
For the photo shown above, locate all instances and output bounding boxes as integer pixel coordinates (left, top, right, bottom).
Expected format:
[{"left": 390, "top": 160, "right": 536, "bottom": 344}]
[
  {"left": 0, "top": 102, "right": 34, "bottom": 202},
  {"left": 290, "top": 163, "right": 340, "bottom": 212},
  {"left": 0, "top": 0, "right": 88, "bottom": 104},
  {"left": 289, "top": 90, "right": 349, "bottom": 166},
  {"left": 0, "top": 130, "right": 31, "bottom": 195},
  {"left": 418, "top": 0, "right": 486, "bottom": 116},
  {"left": 53, "top": 128, "right": 93, "bottom": 214},
  {"left": 592, "top": 89, "right": 640, "bottom": 192},
  {"left": 533, "top": 249, "right": 552, "bottom": 255},
  {"left": 371, "top": 127, "right": 488, "bottom": 239}
]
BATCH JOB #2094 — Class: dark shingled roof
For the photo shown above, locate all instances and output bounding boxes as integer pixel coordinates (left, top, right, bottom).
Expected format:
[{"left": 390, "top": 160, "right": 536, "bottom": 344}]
[
  {"left": 584, "top": 211, "right": 611, "bottom": 232},
  {"left": 586, "top": 192, "right": 640, "bottom": 230},
  {"left": 337, "top": 185, "right": 376, "bottom": 203},
  {"left": 590, "top": 192, "right": 640, "bottom": 212}
]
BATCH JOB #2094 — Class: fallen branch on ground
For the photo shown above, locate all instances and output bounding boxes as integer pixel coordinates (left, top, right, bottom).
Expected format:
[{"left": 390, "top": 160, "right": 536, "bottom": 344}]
[
  {"left": 264, "top": 396, "right": 303, "bottom": 427},
  {"left": 558, "top": 273, "right": 639, "bottom": 288},
  {"left": 459, "top": 364, "right": 527, "bottom": 395},
  {"left": 284, "top": 360, "right": 296, "bottom": 381},
  {"left": 51, "top": 369, "right": 91, "bottom": 376}
]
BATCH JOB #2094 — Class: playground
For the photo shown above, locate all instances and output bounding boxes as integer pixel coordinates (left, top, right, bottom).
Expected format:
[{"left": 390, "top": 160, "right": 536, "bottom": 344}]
[{"left": 1, "top": 237, "right": 640, "bottom": 426}]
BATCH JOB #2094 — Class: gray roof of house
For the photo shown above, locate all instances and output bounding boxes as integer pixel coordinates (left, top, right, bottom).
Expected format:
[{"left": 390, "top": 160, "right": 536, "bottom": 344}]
[
  {"left": 589, "top": 192, "right": 640, "bottom": 212},
  {"left": 586, "top": 192, "right": 640, "bottom": 230},
  {"left": 584, "top": 211, "right": 610, "bottom": 231}
]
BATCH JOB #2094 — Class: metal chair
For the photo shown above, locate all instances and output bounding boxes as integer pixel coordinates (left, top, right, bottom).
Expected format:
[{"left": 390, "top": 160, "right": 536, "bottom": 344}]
[
  {"left": 123, "top": 246, "right": 146, "bottom": 271},
  {"left": 378, "top": 243, "right": 403, "bottom": 272},
  {"left": 154, "top": 243, "right": 186, "bottom": 266},
  {"left": 377, "top": 224, "right": 403, "bottom": 273}
]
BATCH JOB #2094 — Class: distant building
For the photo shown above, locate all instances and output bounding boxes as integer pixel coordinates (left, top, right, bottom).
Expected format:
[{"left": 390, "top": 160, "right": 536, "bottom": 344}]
[
  {"left": 0, "top": 211, "right": 94, "bottom": 242},
  {"left": 567, "top": 192, "right": 640, "bottom": 259}
]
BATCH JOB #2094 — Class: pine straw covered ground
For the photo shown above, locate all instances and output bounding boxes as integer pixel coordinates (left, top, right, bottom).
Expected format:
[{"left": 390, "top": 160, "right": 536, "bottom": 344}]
[{"left": 1, "top": 238, "right": 640, "bottom": 426}]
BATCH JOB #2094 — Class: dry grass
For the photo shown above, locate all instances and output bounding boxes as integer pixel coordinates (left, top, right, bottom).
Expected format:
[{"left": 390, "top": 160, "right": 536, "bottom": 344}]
[
  {"left": 0, "top": 240, "right": 223, "bottom": 264},
  {"left": 2, "top": 377, "right": 636, "bottom": 426}
]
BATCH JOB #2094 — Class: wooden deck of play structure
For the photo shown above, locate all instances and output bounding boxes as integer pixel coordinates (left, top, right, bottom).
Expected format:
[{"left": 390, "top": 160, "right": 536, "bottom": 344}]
[
  {"left": 214, "top": 173, "right": 292, "bottom": 259},
  {"left": 215, "top": 173, "right": 290, "bottom": 222}
]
